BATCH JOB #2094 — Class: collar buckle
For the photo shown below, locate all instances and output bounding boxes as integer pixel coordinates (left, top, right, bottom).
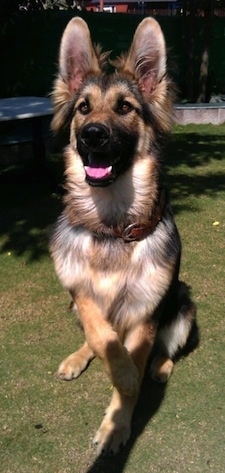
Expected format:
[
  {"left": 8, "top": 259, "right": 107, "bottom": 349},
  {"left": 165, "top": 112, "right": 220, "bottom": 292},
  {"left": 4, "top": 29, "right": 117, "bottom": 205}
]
[{"left": 121, "top": 223, "right": 148, "bottom": 242}]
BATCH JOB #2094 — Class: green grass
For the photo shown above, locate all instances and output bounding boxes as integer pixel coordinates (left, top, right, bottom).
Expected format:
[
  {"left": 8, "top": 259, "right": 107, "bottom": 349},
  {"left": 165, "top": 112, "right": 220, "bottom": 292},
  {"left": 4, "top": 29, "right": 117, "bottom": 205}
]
[{"left": 0, "top": 124, "right": 225, "bottom": 473}]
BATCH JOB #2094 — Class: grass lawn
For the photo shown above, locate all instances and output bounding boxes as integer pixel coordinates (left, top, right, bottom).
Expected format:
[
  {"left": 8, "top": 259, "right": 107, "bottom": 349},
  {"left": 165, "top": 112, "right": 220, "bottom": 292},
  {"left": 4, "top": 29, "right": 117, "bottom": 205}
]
[{"left": 0, "top": 124, "right": 224, "bottom": 473}]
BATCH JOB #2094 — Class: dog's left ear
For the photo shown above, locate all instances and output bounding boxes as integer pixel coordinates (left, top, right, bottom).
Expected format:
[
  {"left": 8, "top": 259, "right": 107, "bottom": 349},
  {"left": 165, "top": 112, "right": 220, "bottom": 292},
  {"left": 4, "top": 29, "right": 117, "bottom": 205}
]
[{"left": 122, "top": 18, "right": 166, "bottom": 95}]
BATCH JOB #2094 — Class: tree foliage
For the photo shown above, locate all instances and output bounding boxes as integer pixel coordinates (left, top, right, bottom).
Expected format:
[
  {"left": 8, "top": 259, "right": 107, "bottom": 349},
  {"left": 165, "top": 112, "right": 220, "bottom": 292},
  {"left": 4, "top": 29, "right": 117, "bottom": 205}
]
[
  {"left": 1, "top": 0, "right": 76, "bottom": 12},
  {"left": 181, "top": 0, "right": 216, "bottom": 102},
  {"left": 1, "top": 1, "right": 224, "bottom": 102}
]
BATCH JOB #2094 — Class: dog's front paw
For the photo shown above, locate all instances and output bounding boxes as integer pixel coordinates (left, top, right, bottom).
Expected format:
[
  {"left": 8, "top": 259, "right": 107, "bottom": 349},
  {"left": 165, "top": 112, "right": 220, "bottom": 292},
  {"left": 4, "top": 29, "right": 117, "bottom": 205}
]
[
  {"left": 93, "top": 412, "right": 131, "bottom": 455},
  {"left": 58, "top": 352, "right": 87, "bottom": 380}
]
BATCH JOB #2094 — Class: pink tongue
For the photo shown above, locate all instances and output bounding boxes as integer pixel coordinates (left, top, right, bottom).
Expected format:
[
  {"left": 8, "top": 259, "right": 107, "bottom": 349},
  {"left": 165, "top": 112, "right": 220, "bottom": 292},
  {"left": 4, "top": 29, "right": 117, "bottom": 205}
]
[{"left": 85, "top": 166, "right": 112, "bottom": 179}]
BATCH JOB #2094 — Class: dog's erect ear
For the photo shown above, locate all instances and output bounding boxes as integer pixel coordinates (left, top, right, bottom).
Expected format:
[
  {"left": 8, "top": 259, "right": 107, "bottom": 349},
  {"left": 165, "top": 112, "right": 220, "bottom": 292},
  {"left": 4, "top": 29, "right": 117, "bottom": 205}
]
[
  {"left": 114, "top": 17, "right": 174, "bottom": 134},
  {"left": 59, "top": 17, "right": 101, "bottom": 94},
  {"left": 122, "top": 18, "right": 166, "bottom": 94},
  {"left": 51, "top": 17, "right": 103, "bottom": 132}
]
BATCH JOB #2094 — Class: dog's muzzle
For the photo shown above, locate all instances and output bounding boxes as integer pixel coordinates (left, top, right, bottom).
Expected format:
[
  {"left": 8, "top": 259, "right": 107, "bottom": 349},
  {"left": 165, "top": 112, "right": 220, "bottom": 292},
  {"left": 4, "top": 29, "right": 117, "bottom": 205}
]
[{"left": 78, "top": 123, "right": 116, "bottom": 186}]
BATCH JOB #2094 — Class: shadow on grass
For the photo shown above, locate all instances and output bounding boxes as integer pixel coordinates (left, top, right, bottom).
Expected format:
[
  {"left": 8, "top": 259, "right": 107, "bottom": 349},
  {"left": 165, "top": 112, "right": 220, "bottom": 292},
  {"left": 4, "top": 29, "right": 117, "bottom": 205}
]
[
  {"left": 165, "top": 130, "right": 225, "bottom": 168},
  {"left": 0, "top": 163, "right": 63, "bottom": 261},
  {"left": 166, "top": 172, "right": 225, "bottom": 214}
]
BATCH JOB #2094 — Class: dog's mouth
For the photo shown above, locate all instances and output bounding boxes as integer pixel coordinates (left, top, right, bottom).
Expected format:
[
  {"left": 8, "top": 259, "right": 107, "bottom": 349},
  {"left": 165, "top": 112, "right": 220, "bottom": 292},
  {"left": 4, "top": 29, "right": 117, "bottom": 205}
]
[
  {"left": 83, "top": 152, "right": 117, "bottom": 187},
  {"left": 85, "top": 164, "right": 113, "bottom": 184}
]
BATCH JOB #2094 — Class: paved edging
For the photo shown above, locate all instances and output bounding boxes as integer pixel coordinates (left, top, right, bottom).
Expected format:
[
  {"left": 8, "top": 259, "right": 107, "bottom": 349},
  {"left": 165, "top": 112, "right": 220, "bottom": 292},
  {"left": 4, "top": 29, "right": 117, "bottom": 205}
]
[{"left": 173, "top": 103, "right": 225, "bottom": 125}]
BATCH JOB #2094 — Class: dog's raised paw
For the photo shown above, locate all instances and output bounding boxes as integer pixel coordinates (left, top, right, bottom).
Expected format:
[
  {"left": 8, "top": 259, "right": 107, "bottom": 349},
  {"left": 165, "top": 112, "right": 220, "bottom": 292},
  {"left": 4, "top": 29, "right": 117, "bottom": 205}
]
[
  {"left": 110, "top": 357, "right": 139, "bottom": 396},
  {"left": 116, "top": 365, "right": 139, "bottom": 396}
]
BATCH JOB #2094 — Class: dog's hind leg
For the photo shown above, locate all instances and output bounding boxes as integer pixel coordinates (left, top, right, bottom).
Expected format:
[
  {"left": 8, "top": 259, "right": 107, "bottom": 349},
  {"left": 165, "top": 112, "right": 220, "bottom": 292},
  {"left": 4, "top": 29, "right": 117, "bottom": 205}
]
[
  {"left": 149, "top": 354, "right": 174, "bottom": 383},
  {"left": 93, "top": 322, "right": 155, "bottom": 455},
  {"left": 150, "top": 283, "right": 197, "bottom": 383},
  {"left": 58, "top": 341, "right": 95, "bottom": 380}
]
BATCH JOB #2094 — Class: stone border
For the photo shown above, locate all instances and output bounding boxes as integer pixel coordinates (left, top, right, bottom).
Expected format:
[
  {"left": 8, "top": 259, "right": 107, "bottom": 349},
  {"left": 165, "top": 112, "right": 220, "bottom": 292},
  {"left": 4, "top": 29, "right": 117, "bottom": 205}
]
[{"left": 173, "top": 103, "right": 225, "bottom": 125}]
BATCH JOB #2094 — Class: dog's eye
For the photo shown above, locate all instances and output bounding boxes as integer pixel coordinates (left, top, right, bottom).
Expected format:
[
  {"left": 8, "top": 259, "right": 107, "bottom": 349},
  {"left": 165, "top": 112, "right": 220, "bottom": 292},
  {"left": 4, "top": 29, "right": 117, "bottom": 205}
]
[
  {"left": 78, "top": 100, "right": 90, "bottom": 115},
  {"left": 117, "top": 101, "right": 133, "bottom": 115}
]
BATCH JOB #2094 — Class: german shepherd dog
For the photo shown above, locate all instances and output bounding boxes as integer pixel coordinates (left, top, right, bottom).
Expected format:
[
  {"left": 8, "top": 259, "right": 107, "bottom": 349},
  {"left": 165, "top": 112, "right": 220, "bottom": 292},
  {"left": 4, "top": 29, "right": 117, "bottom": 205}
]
[{"left": 50, "top": 17, "right": 197, "bottom": 455}]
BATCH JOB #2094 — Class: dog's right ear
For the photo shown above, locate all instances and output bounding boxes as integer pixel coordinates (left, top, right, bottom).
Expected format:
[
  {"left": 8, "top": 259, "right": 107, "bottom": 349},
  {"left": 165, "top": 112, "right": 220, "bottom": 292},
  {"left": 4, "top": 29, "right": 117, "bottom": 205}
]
[
  {"left": 58, "top": 17, "right": 101, "bottom": 94},
  {"left": 51, "top": 17, "right": 102, "bottom": 132}
]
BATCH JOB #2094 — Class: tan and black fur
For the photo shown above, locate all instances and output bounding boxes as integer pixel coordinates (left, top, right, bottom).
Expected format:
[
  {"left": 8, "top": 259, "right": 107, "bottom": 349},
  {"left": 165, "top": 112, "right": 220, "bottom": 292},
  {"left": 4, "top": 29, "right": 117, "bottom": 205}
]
[{"left": 50, "top": 17, "right": 197, "bottom": 455}]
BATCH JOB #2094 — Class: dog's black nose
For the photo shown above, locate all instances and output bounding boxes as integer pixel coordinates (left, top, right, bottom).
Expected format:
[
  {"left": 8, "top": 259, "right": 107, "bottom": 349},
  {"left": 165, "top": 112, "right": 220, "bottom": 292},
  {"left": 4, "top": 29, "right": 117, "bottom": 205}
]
[{"left": 80, "top": 123, "right": 109, "bottom": 149}]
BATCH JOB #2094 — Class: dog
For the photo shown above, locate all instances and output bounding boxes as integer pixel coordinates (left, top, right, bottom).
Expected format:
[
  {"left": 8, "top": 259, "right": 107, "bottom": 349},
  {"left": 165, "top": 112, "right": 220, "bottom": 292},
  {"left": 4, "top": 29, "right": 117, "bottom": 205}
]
[{"left": 50, "top": 16, "right": 197, "bottom": 455}]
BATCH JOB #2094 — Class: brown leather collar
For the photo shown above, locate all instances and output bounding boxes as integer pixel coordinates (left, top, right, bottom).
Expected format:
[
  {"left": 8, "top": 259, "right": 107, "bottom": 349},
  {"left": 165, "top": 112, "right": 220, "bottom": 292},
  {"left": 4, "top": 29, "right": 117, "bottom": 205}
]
[{"left": 112, "top": 189, "right": 166, "bottom": 242}]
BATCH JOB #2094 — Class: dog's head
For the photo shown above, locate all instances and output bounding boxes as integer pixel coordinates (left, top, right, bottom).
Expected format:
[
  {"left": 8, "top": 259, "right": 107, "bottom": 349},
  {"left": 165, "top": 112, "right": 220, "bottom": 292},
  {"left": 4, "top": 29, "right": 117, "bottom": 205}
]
[{"left": 52, "top": 17, "right": 174, "bottom": 187}]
